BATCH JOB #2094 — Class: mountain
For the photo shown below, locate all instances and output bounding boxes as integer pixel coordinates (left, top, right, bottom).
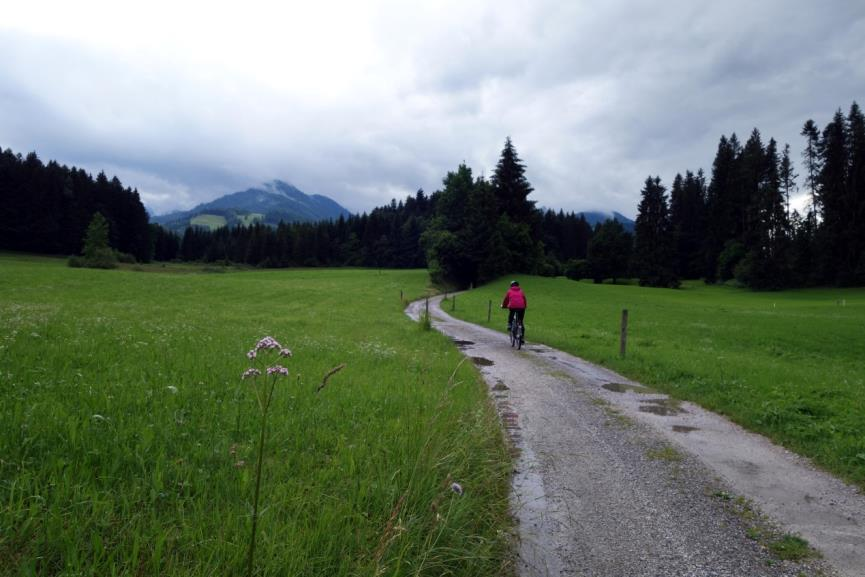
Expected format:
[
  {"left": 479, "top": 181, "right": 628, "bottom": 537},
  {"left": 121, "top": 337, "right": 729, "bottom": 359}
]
[
  {"left": 152, "top": 180, "right": 351, "bottom": 232},
  {"left": 577, "top": 211, "right": 635, "bottom": 232}
]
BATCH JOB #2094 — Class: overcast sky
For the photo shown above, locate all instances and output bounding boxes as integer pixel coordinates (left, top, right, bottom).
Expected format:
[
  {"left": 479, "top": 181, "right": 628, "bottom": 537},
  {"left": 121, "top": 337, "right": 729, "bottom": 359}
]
[{"left": 2, "top": 1, "right": 863, "bottom": 218}]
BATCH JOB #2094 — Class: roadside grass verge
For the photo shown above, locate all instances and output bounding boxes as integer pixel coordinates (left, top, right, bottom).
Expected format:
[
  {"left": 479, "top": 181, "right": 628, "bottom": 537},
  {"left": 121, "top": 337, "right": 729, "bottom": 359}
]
[
  {"left": 0, "top": 255, "right": 512, "bottom": 576},
  {"left": 448, "top": 275, "right": 865, "bottom": 489}
]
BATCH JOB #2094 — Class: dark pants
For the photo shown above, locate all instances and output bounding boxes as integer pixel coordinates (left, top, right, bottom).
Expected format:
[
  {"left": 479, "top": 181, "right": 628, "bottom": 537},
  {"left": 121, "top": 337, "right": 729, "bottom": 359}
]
[{"left": 508, "top": 308, "right": 525, "bottom": 334}]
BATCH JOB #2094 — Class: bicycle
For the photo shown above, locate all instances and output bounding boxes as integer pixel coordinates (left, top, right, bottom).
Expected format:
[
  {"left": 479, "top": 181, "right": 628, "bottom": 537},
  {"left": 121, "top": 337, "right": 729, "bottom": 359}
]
[{"left": 509, "top": 318, "right": 524, "bottom": 349}]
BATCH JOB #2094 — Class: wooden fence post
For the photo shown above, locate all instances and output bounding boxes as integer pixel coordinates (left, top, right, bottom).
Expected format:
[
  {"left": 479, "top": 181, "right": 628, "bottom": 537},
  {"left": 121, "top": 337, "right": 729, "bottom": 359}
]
[
  {"left": 425, "top": 297, "right": 429, "bottom": 317},
  {"left": 452, "top": 294, "right": 456, "bottom": 311},
  {"left": 620, "top": 309, "right": 629, "bottom": 358},
  {"left": 487, "top": 300, "right": 492, "bottom": 322}
]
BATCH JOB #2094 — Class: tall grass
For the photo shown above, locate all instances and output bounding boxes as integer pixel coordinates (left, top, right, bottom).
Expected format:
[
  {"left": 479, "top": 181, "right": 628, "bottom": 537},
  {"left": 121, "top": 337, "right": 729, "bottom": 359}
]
[
  {"left": 0, "top": 256, "right": 512, "bottom": 576},
  {"left": 451, "top": 276, "right": 865, "bottom": 488}
]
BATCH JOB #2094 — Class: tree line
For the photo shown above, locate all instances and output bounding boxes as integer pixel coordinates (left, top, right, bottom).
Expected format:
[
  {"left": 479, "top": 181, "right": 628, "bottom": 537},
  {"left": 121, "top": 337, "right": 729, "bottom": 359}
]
[
  {"left": 2, "top": 139, "right": 598, "bottom": 284},
  {"left": 5, "top": 101, "right": 862, "bottom": 290},
  {"left": 631, "top": 101, "right": 865, "bottom": 289},
  {"left": 0, "top": 149, "right": 152, "bottom": 262},
  {"left": 153, "top": 138, "right": 595, "bottom": 287}
]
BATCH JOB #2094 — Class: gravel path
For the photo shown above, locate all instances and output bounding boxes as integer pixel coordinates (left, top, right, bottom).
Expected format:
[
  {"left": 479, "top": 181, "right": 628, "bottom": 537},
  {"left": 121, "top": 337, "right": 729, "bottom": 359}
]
[{"left": 406, "top": 296, "right": 865, "bottom": 577}]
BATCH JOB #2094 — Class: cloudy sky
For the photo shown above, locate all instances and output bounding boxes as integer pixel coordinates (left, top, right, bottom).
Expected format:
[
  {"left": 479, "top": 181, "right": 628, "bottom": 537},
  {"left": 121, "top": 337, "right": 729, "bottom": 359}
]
[{"left": 2, "top": 1, "right": 863, "bottom": 218}]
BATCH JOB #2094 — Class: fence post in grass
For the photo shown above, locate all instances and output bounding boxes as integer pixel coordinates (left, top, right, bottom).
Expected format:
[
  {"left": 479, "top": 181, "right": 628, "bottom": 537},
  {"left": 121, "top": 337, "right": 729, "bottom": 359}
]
[
  {"left": 487, "top": 300, "right": 492, "bottom": 322},
  {"left": 400, "top": 289, "right": 403, "bottom": 302},
  {"left": 452, "top": 294, "right": 456, "bottom": 311},
  {"left": 619, "top": 309, "right": 629, "bottom": 358},
  {"left": 425, "top": 297, "right": 429, "bottom": 317}
]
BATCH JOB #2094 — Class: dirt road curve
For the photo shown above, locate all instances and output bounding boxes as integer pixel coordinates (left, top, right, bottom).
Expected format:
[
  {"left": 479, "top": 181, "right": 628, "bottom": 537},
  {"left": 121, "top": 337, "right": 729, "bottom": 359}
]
[{"left": 406, "top": 296, "right": 865, "bottom": 577}]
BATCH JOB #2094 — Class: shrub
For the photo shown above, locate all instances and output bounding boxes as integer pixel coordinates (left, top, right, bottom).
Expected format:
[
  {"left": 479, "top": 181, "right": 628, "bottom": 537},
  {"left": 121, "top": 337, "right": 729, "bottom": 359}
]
[
  {"left": 115, "top": 251, "right": 137, "bottom": 264},
  {"left": 564, "top": 259, "right": 590, "bottom": 281},
  {"left": 717, "top": 240, "right": 745, "bottom": 282},
  {"left": 67, "top": 255, "right": 85, "bottom": 268},
  {"left": 85, "top": 248, "right": 119, "bottom": 269}
]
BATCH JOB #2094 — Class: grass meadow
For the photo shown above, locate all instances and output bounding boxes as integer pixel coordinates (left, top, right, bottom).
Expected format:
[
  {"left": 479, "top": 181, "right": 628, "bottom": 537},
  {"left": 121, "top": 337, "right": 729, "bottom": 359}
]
[
  {"left": 0, "top": 255, "right": 512, "bottom": 576},
  {"left": 448, "top": 276, "right": 865, "bottom": 489}
]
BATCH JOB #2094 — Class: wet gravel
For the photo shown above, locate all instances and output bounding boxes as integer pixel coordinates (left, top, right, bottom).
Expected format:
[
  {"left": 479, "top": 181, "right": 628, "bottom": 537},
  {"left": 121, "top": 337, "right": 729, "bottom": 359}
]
[{"left": 406, "top": 296, "right": 849, "bottom": 577}]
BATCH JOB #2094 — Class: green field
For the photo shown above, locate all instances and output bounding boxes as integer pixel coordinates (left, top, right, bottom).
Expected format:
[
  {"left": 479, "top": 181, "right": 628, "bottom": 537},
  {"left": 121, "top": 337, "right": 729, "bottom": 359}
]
[
  {"left": 0, "top": 255, "right": 512, "bottom": 576},
  {"left": 236, "top": 213, "right": 265, "bottom": 226},
  {"left": 449, "top": 276, "right": 865, "bottom": 488},
  {"left": 190, "top": 213, "right": 228, "bottom": 230}
]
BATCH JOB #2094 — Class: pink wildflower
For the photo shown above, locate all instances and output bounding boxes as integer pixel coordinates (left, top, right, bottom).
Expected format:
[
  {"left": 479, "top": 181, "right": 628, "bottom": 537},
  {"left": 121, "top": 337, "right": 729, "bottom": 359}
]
[
  {"left": 247, "top": 349, "right": 257, "bottom": 360},
  {"left": 266, "top": 365, "right": 289, "bottom": 376},
  {"left": 279, "top": 348, "right": 293, "bottom": 358},
  {"left": 242, "top": 368, "right": 262, "bottom": 379},
  {"left": 450, "top": 482, "right": 463, "bottom": 496},
  {"left": 255, "top": 336, "right": 282, "bottom": 351}
]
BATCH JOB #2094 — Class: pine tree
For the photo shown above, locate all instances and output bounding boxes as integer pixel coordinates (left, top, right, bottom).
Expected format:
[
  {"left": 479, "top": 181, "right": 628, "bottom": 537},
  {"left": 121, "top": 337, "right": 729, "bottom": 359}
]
[
  {"left": 779, "top": 143, "right": 797, "bottom": 217},
  {"left": 739, "top": 138, "right": 791, "bottom": 288},
  {"left": 491, "top": 137, "right": 537, "bottom": 225},
  {"left": 846, "top": 102, "right": 865, "bottom": 282},
  {"left": 587, "top": 219, "right": 632, "bottom": 284},
  {"left": 801, "top": 119, "right": 822, "bottom": 219},
  {"left": 704, "top": 134, "right": 739, "bottom": 282},
  {"left": 421, "top": 164, "right": 476, "bottom": 286},
  {"left": 81, "top": 212, "right": 117, "bottom": 268},
  {"left": 817, "top": 109, "right": 849, "bottom": 283},
  {"left": 738, "top": 128, "right": 766, "bottom": 251},
  {"left": 633, "top": 176, "right": 678, "bottom": 287},
  {"left": 669, "top": 170, "right": 706, "bottom": 279}
]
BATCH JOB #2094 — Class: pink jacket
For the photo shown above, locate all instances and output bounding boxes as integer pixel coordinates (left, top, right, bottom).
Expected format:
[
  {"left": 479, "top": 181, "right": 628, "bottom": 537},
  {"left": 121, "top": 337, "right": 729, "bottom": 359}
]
[{"left": 502, "top": 287, "right": 527, "bottom": 309}]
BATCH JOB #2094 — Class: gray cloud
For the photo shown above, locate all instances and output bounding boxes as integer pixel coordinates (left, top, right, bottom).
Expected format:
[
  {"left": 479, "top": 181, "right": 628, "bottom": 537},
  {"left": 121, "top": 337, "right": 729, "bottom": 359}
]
[{"left": 1, "top": 0, "right": 863, "bottom": 218}]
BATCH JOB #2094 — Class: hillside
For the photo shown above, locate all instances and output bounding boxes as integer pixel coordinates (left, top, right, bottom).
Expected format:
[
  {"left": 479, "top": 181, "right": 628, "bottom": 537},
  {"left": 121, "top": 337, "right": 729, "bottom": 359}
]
[
  {"left": 153, "top": 180, "right": 350, "bottom": 232},
  {"left": 577, "top": 211, "right": 635, "bottom": 232}
]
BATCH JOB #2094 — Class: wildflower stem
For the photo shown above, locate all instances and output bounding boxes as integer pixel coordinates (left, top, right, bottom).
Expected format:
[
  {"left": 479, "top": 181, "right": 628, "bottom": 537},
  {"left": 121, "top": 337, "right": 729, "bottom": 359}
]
[{"left": 247, "top": 376, "right": 276, "bottom": 577}]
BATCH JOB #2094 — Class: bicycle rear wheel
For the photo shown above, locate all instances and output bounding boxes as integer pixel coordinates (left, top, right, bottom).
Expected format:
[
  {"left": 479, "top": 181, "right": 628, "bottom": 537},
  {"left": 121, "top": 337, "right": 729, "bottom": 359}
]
[
  {"left": 510, "top": 325, "right": 516, "bottom": 347},
  {"left": 516, "top": 325, "right": 523, "bottom": 350}
]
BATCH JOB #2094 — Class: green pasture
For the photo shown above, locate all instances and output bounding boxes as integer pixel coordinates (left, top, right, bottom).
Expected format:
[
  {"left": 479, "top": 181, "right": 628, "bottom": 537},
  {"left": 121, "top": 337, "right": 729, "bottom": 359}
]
[
  {"left": 190, "top": 213, "right": 228, "bottom": 230},
  {"left": 448, "top": 276, "right": 865, "bottom": 488},
  {"left": 0, "top": 255, "right": 512, "bottom": 576},
  {"left": 237, "top": 213, "right": 265, "bottom": 226}
]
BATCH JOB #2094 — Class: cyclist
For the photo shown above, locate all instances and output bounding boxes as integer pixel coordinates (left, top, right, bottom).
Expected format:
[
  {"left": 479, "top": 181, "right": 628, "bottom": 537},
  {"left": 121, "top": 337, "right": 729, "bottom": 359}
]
[{"left": 501, "top": 280, "right": 527, "bottom": 339}]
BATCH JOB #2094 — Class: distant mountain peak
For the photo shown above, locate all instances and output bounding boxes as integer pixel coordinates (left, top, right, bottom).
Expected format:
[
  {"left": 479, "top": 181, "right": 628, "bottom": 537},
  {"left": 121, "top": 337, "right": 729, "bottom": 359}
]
[{"left": 152, "top": 181, "right": 350, "bottom": 233}]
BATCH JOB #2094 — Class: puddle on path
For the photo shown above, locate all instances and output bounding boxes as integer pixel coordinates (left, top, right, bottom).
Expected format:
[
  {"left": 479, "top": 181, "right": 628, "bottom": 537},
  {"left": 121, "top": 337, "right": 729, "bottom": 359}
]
[
  {"left": 492, "top": 381, "right": 510, "bottom": 391},
  {"left": 472, "top": 356, "right": 494, "bottom": 366},
  {"left": 672, "top": 425, "right": 700, "bottom": 433},
  {"left": 452, "top": 339, "right": 474, "bottom": 347},
  {"left": 639, "top": 398, "right": 685, "bottom": 416},
  {"left": 603, "top": 382, "right": 657, "bottom": 394}
]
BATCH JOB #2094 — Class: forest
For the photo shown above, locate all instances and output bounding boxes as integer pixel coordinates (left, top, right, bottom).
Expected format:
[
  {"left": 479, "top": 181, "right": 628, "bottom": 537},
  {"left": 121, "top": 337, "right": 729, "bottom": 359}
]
[{"left": 1, "top": 101, "right": 862, "bottom": 290}]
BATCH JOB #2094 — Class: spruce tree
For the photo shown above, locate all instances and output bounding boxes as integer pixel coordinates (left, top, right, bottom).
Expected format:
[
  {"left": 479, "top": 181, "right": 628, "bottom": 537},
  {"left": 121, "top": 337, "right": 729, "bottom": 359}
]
[
  {"left": 81, "top": 212, "right": 117, "bottom": 268},
  {"left": 739, "top": 138, "right": 791, "bottom": 288},
  {"left": 633, "top": 176, "right": 679, "bottom": 287},
  {"left": 491, "top": 137, "right": 537, "bottom": 225},
  {"left": 587, "top": 219, "right": 632, "bottom": 284},
  {"left": 670, "top": 170, "right": 706, "bottom": 279},
  {"left": 704, "top": 135, "right": 738, "bottom": 282},
  {"left": 738, "top": 128, "right": 766, "bottom": 252},
  {"left": 421, "top": 164, "right": 476, "bottom": 287},
  {"left": 817, "top": 109, "right": 849, "bottom": 283},
  {"left": 846, "top": 102, "right": 865, "bottom": 282},
  {"left": 779, "top": 143, "right": 797, "bottom": 216},
  {"left": 801, "top": 119, "right": 822, "bottom": 218}
]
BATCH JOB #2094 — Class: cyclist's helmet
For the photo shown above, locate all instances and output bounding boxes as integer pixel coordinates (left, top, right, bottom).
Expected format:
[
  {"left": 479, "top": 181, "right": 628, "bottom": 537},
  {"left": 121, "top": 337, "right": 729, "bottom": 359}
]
[{"left": 510, "top": 280, "right": 519, "bottom": 287}]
